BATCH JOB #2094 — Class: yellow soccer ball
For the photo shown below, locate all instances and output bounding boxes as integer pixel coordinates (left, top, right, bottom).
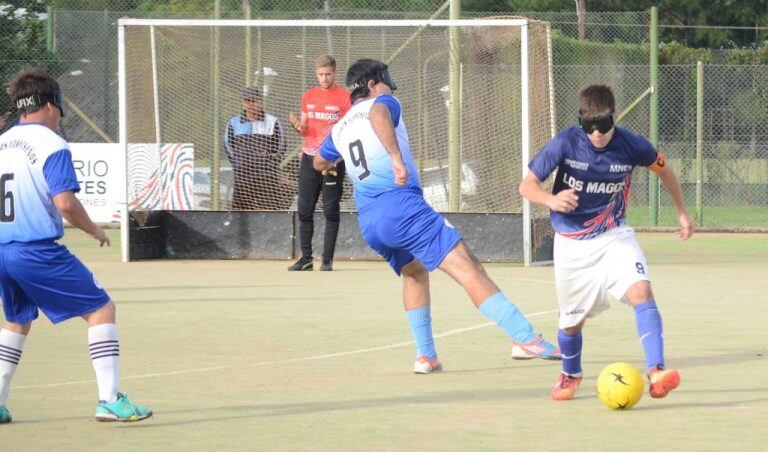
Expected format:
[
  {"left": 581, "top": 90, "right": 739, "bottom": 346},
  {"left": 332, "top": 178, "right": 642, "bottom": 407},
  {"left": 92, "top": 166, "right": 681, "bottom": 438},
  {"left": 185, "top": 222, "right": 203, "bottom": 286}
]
[{"left": 596, "top": 362, "right": 645, "bottom": 410}]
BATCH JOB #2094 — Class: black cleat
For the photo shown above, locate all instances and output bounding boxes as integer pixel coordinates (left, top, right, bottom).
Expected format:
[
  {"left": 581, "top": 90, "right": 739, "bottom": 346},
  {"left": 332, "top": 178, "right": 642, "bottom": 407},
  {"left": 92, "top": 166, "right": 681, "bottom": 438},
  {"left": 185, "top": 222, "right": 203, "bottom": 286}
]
[
  {"left": 319, "top": 259, "right": 333, "bottom": 271},
  {"left": 288, "top": 256, "right": 313, "bottom": 271}
]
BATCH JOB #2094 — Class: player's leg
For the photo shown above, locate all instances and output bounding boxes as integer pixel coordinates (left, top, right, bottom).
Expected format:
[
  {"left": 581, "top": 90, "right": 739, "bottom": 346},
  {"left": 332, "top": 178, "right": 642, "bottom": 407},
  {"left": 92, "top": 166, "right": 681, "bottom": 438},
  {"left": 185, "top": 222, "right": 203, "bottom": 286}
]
[
  {"left": 319, "top": 161, "right": 345, "bottom": 271},
  {"left": 0, "top": 322, "right": 31, "bottom": 424},
  {"left": 551, "top": 321, "right": 585, "bottom": 401},
  {"left": 606, "top": 227, "right": 679, "bottom": 398},
  {"left": 292, "top": 153, "right": 323, "bottom": 270},
  {"left": 82, "top": 301, "right": 152, "bottom": 422},
  {"left": 401, "top": 260, "right": 441, "bottom": 373},
  {"left": 437, "top": 241, "right": 561, "bottom": 360},
  {"left": 9, "top": 243, "right": 152, "bottom": 421}
]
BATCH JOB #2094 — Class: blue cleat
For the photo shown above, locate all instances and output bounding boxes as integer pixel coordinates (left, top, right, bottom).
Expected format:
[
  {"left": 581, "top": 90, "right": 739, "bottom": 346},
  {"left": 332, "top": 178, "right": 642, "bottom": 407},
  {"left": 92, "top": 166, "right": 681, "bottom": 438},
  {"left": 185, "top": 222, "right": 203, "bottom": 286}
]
[
  {"left": 510, "top": 333, "right": 563, "bottom": 360},
  {"left": 0, "top": 405, "right": 11, "bottom": 424},
  {"left": 94, "top": 393, "right": 152, "bottom": 423}
]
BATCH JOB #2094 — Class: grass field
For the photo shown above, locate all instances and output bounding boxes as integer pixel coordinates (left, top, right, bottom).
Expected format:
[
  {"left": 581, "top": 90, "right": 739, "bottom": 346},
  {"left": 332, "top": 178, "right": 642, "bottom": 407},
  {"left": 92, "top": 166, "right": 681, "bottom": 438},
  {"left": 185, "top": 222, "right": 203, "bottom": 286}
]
[{"left": 2, "top": 230, "right": 767, "bottom": 451}]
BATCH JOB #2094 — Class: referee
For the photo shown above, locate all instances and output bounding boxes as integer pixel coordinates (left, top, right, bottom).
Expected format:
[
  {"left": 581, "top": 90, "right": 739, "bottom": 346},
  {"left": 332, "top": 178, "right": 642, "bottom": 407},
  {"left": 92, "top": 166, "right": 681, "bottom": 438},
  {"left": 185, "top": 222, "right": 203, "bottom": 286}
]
[{"left": 288, "top": 55, "right": 351, "bottom": 271}]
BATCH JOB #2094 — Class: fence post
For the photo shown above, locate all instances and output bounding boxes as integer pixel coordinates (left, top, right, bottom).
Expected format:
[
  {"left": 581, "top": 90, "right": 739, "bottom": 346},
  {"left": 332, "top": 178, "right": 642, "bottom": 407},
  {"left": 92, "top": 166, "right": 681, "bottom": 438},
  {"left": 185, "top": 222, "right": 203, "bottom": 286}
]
[
  {"left": 696, "top": 61, "right": 704, "bottom": 226},
  {"left": 448, "top": 0, "right": 461, "bottom": 211},
  {"left": 244, "top": 0, "right": 252, "bottom": 87},
  {"left": 649, "top": 6, "right": 659, "bottom": 225},
  {"left": 211, "top": 0, "right": 222, "bottom": 209},
  {"left": 46, "top": 6, "right": 54, "bottom": 52}
]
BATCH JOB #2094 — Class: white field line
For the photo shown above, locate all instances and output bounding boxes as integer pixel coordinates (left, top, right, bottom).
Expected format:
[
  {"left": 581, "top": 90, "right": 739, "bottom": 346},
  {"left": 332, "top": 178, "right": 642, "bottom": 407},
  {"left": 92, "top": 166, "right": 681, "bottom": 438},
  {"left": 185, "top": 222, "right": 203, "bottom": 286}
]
[{"left": 13, "top": 309, "right": 558, "bottom": 390}]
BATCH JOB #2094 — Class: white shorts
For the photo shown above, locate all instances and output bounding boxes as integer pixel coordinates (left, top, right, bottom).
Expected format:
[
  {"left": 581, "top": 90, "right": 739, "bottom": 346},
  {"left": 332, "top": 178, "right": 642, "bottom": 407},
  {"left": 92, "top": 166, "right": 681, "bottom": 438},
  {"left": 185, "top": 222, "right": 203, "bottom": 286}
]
[{"left": 554, "top": 225, "right": 650, "bottom": 329}]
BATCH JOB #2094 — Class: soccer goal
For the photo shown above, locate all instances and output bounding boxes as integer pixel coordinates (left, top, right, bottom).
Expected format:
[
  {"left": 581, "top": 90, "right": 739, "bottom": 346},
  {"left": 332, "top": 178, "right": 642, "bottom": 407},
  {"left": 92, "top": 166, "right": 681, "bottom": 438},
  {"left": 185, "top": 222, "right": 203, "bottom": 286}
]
[{"left": 118, "top": 18, "right": 556, "bottom": 265}]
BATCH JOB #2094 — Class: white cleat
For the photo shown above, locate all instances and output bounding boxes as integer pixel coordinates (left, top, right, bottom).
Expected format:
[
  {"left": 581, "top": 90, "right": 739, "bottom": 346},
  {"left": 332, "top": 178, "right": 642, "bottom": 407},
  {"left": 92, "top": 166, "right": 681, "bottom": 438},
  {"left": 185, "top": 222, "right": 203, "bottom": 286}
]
[{"left": 413, "top": 355, "right": 443, "bottom": 374}]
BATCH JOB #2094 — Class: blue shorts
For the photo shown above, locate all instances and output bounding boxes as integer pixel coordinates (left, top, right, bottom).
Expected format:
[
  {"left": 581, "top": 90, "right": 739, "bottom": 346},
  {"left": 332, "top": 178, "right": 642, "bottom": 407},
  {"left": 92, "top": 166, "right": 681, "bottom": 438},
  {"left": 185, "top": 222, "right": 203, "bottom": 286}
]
[
  {"left": 358, "top": 189, "right": 462, "bottom": 275},
  {"left": 0, "top": 241, "right": 110, "bottom": 325}
]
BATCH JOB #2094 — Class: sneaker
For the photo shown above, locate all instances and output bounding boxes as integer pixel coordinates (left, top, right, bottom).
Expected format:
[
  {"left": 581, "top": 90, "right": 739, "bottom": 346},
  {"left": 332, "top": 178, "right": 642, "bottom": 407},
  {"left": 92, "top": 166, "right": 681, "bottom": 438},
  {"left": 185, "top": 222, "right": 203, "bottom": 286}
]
[
  {"left": 413, "top": 355, "right": 443, "bottom": 374},
  {"left": 551, "top": 373, "right": 583, "bottom": 401},
  {"left": 94, "top": 393, "right": 153, "bottom": 423},
  {"left": 319, "top": 259, "right": 333, "bottom": 271},
  {"left": 648, "top": 366, "right": 680, "bottom": 398},
  {"left": 0, "top": 405, "right": 11, "bottom": 424},
  {"left": 288, "top": 256, "right": 313, "bottom": 271},
  {"left": 511, "top": 334, "right": 563, "bottom": 360}
]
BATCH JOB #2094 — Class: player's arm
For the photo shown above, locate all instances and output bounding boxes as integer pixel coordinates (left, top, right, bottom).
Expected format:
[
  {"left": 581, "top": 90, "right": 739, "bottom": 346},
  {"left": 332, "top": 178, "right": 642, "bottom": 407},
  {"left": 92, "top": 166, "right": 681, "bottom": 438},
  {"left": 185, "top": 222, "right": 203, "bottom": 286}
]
[
  {"left": 519, "top": 172, "right": 578, "bottom": 213},
  {"left": 53, "top": 191, "right": 110, "bottom": 246},
  {"left": 289, "top": 112, "right": 307, "bottom": 136},
  {"left": 370, "top": 101, "right": 407, "bottom": 186},
  {"left": 649, "top": 152, "right": 693, "bottom": 240},
  {"left": 44, "top": 148, "right": 109, "bottom": 246},
  {"left": 314, "top": 134, "right": 342, "bottom": 172}
]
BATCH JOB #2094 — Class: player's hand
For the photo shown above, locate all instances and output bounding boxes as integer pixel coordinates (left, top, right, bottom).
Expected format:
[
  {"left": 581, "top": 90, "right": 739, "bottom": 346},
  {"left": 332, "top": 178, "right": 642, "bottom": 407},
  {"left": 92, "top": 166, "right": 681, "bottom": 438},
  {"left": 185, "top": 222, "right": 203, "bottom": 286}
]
[
  {"left": 547, "top": 188, "right": 579, "bottom": 212},
  {"left": 392, "top": 157, "right": 408, "bottom": 186},
  {"left": 677, "top": 211, "right": 693, "bottom": 240},
  {"left": 289, "top": 112, "right": 300, "bottom": 132},
  {"left": 91, "top": 228, "right": 111, "bottom": 247}
]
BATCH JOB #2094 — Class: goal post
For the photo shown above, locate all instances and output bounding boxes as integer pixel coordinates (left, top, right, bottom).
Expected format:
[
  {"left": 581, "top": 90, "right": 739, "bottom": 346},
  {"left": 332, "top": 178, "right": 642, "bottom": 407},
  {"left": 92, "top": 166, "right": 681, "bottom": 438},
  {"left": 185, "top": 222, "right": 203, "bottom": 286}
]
[{"left": 118, "top": 18, "right": 555, "bottom": 264}]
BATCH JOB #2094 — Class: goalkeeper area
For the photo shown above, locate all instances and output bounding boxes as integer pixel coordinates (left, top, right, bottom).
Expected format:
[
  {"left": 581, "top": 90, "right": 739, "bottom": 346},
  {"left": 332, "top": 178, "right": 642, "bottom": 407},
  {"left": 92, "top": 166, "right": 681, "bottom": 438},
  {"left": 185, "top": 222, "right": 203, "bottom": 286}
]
[{"left": 4, "top": 230, "right": 766, "bottom": 449}]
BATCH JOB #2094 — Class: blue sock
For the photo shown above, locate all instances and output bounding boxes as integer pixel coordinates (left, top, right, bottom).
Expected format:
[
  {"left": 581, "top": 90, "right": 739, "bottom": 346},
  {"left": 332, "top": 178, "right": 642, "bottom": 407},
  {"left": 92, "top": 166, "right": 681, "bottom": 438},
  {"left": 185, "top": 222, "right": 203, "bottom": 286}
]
[
  {"left": 477, "top": 292, "right": 536, "bottom": 343},
  {"left": 406, "top": 305, "right": 437, "bottom": 359},
  {"left": 634, "top": 300, "right": 664, "bottom": 372},
  {"left": 558, "top": 330, "right": 583, "bottom": 376}
]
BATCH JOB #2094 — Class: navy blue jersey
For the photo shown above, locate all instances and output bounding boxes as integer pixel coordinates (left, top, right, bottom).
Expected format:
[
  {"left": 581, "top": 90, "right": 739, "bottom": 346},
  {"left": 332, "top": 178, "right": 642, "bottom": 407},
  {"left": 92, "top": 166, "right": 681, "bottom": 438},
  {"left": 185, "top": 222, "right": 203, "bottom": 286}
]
[{"left": 529, "top": 125, "right": 658, "bottom": 239}]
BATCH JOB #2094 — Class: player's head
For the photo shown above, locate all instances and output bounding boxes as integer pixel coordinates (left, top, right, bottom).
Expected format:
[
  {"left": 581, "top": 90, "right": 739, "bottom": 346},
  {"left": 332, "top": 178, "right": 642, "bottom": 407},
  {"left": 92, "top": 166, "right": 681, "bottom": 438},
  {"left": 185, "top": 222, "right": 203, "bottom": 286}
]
[
  {"left": 346, "top": 59, "right": 396, "bottom": 103},
  {"left": 9, "top": 68, "right": 65, "bottom": 130},
  {"left": 241, "top": 86, "right": 264, "bottom": 120},
  {"left": 315, "top": 55, "right": 337, "bottom": 90},
  {"left": 578, "top": 85, "right": 615, "bottom": 148}
]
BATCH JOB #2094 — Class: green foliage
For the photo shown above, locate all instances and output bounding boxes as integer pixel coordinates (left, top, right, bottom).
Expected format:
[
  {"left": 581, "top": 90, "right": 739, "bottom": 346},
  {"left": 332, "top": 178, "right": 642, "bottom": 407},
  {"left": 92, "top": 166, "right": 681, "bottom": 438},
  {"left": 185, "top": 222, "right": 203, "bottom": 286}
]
[
  {"left": 551, "top": 29, "right": 647, "bottom": 65},
  {"left": 0, "top": 2, "right": 65, "bottom": 124},
  {"left": 658, "top": 41, "right": 711, "bottom": 64}
]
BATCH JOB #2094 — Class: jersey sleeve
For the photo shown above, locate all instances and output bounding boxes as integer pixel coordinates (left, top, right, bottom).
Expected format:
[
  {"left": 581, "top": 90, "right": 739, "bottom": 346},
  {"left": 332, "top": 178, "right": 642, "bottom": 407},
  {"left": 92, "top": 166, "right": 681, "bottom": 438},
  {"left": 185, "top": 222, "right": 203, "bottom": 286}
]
[
  {"left": 373, "top": 94, "right": 401, "bottom": 127},
  {"left": 528, "top": 136, "right": 567, "bottom": 181},
  {"left": 632, "top": 135, "right": 658, "bottom": 167},
  {"left": 300, "top": 91, "right": 309, "bottom": 113},
  {"left": 43, "top": 149, "right": 81, "bottom": 195},
  {"left": 319, "top": 134, "right": 341, "bottom": 162}
]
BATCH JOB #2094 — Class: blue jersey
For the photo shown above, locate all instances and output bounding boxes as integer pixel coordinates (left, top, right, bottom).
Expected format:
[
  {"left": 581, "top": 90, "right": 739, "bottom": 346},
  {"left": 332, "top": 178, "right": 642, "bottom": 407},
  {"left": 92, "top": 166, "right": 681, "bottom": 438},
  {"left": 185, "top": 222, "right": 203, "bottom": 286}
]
[
  {"left": 0, "top": 123, "right": 80, "bottom": 244},
  {"left": 529, "top": 125, "right": 658, "bottom": 239},
  {"left": 319, "top": 94, "right": 421, "bottom": 210}
]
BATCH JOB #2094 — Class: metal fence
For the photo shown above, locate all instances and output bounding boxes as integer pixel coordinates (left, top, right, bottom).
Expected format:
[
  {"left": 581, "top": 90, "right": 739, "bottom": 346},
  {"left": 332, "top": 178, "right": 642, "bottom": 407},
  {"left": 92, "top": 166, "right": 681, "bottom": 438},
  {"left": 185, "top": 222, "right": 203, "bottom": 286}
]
[{"left": 1, "top": 3, "right": 766, "bottom": 229}]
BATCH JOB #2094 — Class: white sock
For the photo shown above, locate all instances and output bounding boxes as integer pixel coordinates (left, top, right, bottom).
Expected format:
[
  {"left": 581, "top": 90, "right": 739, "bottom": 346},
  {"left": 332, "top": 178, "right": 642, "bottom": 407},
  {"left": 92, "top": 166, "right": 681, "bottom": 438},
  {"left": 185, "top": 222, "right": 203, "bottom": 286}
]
[
  {"left": 88, "top": 324, "right": 120, "bottom": 403},
  {"left": 0, "top": 329, "right": 27, "bottom": 406}
]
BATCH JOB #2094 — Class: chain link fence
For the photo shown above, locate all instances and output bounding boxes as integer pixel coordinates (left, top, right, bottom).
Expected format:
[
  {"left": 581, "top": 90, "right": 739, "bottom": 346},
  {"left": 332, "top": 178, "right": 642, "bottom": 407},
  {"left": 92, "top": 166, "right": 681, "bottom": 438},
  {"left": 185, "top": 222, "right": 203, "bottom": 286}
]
[{"left": 1, "top": 3, "right": 766, "bottom": 229}]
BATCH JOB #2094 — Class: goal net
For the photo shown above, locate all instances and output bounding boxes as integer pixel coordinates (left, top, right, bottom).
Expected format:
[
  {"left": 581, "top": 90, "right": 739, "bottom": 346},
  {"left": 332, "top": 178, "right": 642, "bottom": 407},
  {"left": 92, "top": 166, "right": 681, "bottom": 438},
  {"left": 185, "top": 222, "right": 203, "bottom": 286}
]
[{"left": 119, "top": 19, "right": 555, "bottom": 265}]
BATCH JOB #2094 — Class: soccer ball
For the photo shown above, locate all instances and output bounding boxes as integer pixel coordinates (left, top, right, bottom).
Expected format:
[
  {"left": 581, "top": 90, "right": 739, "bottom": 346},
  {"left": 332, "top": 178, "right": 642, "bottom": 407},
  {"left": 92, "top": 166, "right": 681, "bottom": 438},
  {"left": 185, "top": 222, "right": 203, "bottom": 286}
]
[{"left": 596, "top": 362, "right": 645, "bottom": 410}]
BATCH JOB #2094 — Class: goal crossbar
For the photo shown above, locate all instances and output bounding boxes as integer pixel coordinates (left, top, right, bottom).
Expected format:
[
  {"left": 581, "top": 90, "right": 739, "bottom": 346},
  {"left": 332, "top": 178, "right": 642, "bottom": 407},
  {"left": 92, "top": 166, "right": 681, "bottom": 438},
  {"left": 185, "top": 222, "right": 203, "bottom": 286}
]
[{"left": 118, "top": 18, "right": 532, "bottom": 28}]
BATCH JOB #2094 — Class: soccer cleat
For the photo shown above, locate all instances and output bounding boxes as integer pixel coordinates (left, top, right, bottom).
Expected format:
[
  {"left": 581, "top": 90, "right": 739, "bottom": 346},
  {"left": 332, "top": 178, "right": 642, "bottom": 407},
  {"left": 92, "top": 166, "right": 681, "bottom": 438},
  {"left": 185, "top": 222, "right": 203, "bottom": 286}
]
[
  {"left": 0, "top": 405, "right": 11, "bottom": 424},
  {"left": 94, "top": 393, "right": 153, "bottom": 423},
  {"left": 413, "top": 355, "right": 443, "bottom": 374},
  {"left": 648, "top": 366, "right": 680, "bottom": 398},
  {"left": 320, "top": 259, "right": 333, "bottom": 271},
  {"left": 551, "top": 372, "right": 583, "bottom": 401},
  {"left": 288, "top": 256, "right": 313, "bottom": 271},
  {"left": 511, "top": 334, "right": 563, "bottom": 360}
]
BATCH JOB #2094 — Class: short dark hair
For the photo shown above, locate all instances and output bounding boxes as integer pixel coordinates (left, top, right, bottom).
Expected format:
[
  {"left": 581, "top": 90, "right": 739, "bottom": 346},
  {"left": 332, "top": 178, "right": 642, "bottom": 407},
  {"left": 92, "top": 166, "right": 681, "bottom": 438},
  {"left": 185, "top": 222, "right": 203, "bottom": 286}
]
[
  {"left": 346, "top": 58, "right": 389, "bottom": 103},
  {"left": 242, "top": 86, "right": 262, "bottom": 101},
  {"left": 578, "top": 85, "right": 615, "bottom": 117},
  {"left": 9, "top": 68, "right": 60, "bottom": 116}
]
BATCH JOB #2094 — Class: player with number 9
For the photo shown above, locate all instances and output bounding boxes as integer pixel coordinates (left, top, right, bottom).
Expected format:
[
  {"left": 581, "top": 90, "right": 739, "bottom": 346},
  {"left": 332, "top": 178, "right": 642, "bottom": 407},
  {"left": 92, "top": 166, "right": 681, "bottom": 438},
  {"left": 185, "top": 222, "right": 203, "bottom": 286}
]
[{"left": 314, "top": 59, "right": 562, "bottom": 374}]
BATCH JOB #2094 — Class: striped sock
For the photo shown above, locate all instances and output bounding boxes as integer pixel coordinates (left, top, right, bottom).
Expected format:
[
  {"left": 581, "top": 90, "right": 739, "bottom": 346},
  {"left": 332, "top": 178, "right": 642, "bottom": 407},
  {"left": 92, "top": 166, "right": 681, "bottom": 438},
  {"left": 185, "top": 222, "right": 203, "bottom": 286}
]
[
  {"left": 558, "top": 329, "right": 583, "bottom": 377},
  {"left": 88, "top": 324, "right": 120, "bottom": 403},
  {"left": 0, "top": 329, "right": 26, "bottom": 406}
]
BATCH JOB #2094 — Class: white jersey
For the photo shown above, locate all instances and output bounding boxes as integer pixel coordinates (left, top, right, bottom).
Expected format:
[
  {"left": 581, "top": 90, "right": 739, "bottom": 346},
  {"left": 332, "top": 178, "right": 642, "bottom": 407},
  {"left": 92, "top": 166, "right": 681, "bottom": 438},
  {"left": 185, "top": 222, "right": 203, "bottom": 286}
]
[
  {"left": 0, "top": 123, "right": 80, "bottom": 244},
  {"left": 319, "top": 94, "right": 421, "bottom": 210}
]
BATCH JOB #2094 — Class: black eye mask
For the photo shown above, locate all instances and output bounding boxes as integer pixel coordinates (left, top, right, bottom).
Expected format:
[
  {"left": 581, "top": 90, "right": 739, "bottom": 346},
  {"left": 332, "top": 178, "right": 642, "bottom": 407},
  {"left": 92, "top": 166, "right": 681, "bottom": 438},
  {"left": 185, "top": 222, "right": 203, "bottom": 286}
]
[
  {"left": 15, "top": 90, "right": 65, "bottom": 116},
  {"left": 578, "top": 112, "right": 613, "bottom": 134}
]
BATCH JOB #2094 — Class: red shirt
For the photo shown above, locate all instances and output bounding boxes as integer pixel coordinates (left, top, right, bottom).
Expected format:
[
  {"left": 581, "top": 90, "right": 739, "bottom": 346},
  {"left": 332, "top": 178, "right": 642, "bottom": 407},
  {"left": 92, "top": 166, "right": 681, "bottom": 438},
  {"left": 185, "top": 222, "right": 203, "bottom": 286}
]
[{"left": 300, "top": 84, "right": 351, "bottom": 155}]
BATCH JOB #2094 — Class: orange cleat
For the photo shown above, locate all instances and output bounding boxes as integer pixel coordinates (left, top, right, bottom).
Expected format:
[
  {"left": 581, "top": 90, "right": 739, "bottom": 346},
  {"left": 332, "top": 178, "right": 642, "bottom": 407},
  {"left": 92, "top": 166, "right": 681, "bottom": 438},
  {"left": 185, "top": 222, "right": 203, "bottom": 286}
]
[
  {"left": 551, "top": 372, "right": 583, "bottom": 401},
  {"left": 648, "top": 367, "right": 680, "bottom": 398},
  {"left": 413, "top": 355, "right": 443, "bottom": 374}
]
